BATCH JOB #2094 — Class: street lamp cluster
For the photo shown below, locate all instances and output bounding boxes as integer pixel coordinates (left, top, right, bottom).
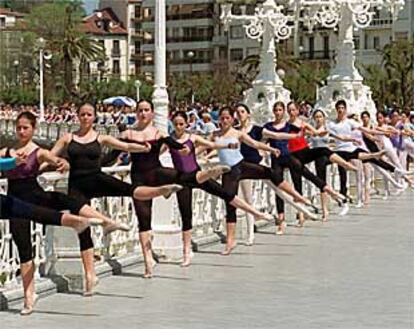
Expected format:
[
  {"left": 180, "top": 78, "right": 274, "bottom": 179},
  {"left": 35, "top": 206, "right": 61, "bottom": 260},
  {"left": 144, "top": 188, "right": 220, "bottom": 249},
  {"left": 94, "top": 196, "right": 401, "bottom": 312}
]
[{"left": 220, "top": 0, "right": 405, "bottom": 121}]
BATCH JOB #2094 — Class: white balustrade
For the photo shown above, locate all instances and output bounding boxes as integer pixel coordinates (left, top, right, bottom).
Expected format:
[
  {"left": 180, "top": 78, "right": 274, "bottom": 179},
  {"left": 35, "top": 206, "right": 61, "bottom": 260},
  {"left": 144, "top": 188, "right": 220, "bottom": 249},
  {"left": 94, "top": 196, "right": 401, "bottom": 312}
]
[{"left": 0, "top": 120, "right": 120, "bottom": 141}]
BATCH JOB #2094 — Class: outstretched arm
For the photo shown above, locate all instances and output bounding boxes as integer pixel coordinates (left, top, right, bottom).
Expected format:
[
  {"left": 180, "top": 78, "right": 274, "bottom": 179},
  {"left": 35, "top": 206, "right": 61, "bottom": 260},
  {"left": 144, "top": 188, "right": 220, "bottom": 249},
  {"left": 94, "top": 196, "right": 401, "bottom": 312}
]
[
  {"left": 262, "top": 128, "right": 300, "bottom": 140},
  {"left": 194, "top": 135, "right": 237, "bottom": 149},
  {"left": 99, "top": 135, "right": 151, "bottom": 153},
  {"left": 240, "top": 131, "right": 280, "bottom": 158}
]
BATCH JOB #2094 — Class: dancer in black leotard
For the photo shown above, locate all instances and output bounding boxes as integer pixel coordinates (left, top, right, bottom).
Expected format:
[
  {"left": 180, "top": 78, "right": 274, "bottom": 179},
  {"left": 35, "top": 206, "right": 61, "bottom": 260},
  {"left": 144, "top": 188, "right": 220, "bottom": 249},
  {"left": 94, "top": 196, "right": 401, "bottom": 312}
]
[
  {"left": 0, "top": 154, "right": 103, "bottom": 315},
  {"left": 50, "top": 103, "right": 182, "bottom": 291},
  {"left": 0, "top": 111, "right": 133, "bottom": 303},
  {"left": 170, "top": 111, "right": 282, "bottom": 266},
  {"left": 117, "top": 100, "right": 233, "bottom": 277}
]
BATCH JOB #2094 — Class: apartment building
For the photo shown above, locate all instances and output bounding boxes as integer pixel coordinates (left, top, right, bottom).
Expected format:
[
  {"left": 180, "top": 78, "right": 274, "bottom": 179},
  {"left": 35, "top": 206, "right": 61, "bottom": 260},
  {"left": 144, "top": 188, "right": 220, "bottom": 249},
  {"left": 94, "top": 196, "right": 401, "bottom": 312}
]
[
  {"left": 297, "top": 0, "right": 414, "bottom": 66},
  {"left": 0, "top": 8, "right": 25, "bottom": 89},
  {"left": 81, "top": 7, "right": 129, "bottom": 81},
  {"left": 98, "top": 0, "right": 414, "bottom": 78}
]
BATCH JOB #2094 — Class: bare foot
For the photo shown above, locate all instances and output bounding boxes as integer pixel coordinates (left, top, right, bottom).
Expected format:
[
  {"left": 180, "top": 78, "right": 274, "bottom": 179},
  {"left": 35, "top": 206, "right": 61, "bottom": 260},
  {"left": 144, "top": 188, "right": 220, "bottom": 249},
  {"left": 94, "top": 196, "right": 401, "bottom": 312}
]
[
  {"left": 221, "top": 242, "right": 237, "bottom": 256},
  {"left": 180, "top": 251, "right": 194, "bottom": 267},
  {"left": 83, "top": 276, "right": 99, "bottom": 297},
  {"left": 143, "top": 258, "right": 157, "bottom": 278}
]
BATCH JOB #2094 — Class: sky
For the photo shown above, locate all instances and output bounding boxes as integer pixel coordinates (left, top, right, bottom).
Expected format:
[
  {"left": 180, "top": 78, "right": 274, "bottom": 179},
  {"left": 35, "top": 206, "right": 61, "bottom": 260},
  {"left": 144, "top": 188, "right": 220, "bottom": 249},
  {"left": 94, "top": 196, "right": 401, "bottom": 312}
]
[{"left": 83, "top": 0, "right": 99, "bottom": 14}]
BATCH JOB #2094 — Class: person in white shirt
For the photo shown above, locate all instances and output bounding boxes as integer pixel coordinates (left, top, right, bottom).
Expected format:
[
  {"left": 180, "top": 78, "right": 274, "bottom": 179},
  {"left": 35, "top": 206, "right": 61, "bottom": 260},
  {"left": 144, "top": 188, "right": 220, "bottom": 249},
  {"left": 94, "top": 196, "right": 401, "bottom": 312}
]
[{"left": 327, "top": 100, "right": 397, "bottom": 213}]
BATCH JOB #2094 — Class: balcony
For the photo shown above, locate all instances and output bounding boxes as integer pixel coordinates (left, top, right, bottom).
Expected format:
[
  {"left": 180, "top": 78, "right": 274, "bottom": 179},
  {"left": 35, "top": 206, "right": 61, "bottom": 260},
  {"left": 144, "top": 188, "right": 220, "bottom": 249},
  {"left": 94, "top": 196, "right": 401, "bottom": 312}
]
[
  {"left": 166, "top": 11, "right": 214, "bottom": 21},
  {"left": 299, "top": 50, "right": 335, "bottom": 60},
  {"left": 142, "top": 35, "right": 214, "bottom": 45},
  {"left": 369, "top": 18, "right": 393, "bottom": 27},
  {"left": 142, "top": 57, "right": 213, "bottom": 67}
]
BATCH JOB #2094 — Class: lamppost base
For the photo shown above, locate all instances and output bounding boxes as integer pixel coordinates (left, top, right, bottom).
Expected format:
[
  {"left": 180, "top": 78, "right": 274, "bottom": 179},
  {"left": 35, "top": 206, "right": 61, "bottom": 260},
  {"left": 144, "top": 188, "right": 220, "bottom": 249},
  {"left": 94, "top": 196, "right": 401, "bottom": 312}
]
[
  {"left": 243, "top": 81, "right": 291, "bottom": 125},
  {"left": 316, "top": 79, "right": 376, "bottom": 118}
]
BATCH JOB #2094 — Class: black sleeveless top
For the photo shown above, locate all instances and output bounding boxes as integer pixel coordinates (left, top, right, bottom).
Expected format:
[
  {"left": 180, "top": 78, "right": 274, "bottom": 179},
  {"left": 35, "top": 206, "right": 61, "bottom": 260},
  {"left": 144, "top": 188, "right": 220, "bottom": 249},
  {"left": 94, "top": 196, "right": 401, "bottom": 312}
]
[
  {"left": 130, "top": 136, "right": 184, "bottom": 173},
  {"left": 67, "top": 136, "right": 102, "bottom": 178},
  {"left": 130, "top": 139, "right": 162, "bottom": 173},
  {"left": 240, "top": 125, "right": 263, "bottom": 164}
]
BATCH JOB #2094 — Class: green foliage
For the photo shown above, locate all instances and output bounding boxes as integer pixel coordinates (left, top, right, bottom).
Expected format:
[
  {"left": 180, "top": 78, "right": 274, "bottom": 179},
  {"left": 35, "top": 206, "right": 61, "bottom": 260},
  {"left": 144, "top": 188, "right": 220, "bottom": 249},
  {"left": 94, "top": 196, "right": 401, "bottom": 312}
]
[
  {"left": 284, "top": 61, "right": 329, "bottom": 103},
  {"left": 168, "top": 72, "right": 243, "bottom": 104},
  {"left": 75, "top": 78, "right": 153, "bottom": 104},
  {"left": 0, "top": 86, "right": 38, "bottom": 104},
  {"left": 20, "top": 1, "right": 103, "bottom": 98},
  {"left": 364, "top": 40, "right": 414, "bottom": 108}
]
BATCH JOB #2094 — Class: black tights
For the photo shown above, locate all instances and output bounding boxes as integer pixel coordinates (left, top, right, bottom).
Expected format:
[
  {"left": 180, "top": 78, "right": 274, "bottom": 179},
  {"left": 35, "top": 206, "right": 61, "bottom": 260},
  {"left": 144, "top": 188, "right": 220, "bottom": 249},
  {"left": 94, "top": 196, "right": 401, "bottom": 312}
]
[
  {"left": 335, "top": 149, "right": 395, "bottom": 196},
  {"left": 271, "top": 155, "right": 327, "bottom": 215},
  {"left": 177, "top": 178, "right": 234, "bottom": 231},
  {"left": 291, "top": 147, "right": 334, "bottom": 193},
  {"left": 0, "top": 195, "right": 62, "bottom": 226},
  {"left": 1, "top": 194, "right": 63, "bottom": 262},
  {"left": 221, "top": 160, "right": 284, "bottom": 223},
  {"left": 131, "top": 167, "right": 201, "bottom": 232},
  {"left": 69, "top": 172, "right": 136, "bottom": 251},
  {"left": 7, "top": 178, "right": 86, "bottom": 263}
]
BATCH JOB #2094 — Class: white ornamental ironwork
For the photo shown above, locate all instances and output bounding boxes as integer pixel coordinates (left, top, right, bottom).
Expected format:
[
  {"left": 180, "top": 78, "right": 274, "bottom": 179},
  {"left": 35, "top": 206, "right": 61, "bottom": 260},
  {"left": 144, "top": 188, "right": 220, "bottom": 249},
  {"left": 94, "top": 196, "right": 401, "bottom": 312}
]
[
  {"left": 221, "top": 0, "right": 294, "bottom": 124},
  {"left": 294, "top": 0, "right": 405, "bottom": 116},
  {"left": 221, "top": 0, "right": 404, "bottom": 119}
]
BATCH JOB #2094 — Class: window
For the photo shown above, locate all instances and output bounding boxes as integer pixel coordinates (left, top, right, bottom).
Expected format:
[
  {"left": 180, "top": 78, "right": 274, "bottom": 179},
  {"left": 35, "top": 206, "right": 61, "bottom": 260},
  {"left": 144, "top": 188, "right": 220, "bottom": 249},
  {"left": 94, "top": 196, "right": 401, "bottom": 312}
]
[
  {"left": 99, "top": 40, "right": 105, "bottom": 52},
  {"left": 219, "top": 47, "right": 227, "bottom": 60},
  {"left": 364, "top": 35, "right": 369, "bottom": 49},
  {"left": 230, "top": 48, "right": 243, "bottom": 62},
  {"left": 172, "top": 27, "right": 180, "bottom": 39},
  {"left": 373, "top": 36, "right": 380, "bottom": 49},
  {"left": 323, "top": 35, "right": 329, "bottom": 58},
  {"left": 143, "top": 7, "right": 152, "bottom": 19},
  {"left": 230, "top": 25, "right": 244, "bottom": 39},
  {"left": 113, "top": 60, "right": 120, "bottom": 75},
  {"left": 354, "top": 37, "right": 360, "bottom": 50},
  {"left": 309, "top": 36, "right": 314, "bottom": 59},
  {"left": 112, "top": 40, "right": 120, "bottom": 56},
  {"left": 0, "top": 18, "right": 5, "bottom": 28}
]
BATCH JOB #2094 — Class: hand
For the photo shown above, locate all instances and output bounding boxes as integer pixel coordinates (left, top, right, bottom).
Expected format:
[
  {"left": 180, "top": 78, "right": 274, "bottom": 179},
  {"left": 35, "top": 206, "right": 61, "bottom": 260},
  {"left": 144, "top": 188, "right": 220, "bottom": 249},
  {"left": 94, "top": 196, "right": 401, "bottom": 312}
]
[
  {"left": 142, "top": 142, "right": 152, "bottom": 153},
  {"left": 271, "top": 148, "right": 281, "bottom": 158},
  {"left": 14, "top": 151, "right": 27, "bottom": 166},
  {"left": 56, "top": 158, "right": 69, "bottom": 173},
  {"left": 178, "top": 145, "right": 191, "bottom": 156},
  {"left": 352, "top": 138, "right": 362, "bottom": 146}
]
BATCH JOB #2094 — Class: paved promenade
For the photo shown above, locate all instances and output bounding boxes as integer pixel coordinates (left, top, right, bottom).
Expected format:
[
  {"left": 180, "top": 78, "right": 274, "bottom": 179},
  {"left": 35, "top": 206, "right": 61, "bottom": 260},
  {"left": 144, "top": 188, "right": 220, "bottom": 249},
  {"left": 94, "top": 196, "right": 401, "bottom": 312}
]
[{"left": 2, "top": 190, "right": 414, "bottom": 329}]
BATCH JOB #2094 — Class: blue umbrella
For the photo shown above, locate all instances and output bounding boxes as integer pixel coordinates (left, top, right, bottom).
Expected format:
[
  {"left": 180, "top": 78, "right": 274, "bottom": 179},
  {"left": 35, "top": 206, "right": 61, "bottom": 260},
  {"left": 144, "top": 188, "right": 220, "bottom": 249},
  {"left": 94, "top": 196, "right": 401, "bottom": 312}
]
[{"left": 103, "top": 96, "right": 137, "bottom": 107}]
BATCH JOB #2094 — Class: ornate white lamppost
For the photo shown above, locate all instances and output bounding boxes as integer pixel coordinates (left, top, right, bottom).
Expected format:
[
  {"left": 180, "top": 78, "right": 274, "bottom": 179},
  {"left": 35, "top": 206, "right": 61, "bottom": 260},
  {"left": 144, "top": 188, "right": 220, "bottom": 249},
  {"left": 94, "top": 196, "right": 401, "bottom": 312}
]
[
  {"left": 221, "top": 0, "right": 294, "bottom": 124},
  {"left": 293, "top": 0, "right": 405, "bottom": 116},
  {"left": 221, "top": 0, "right": 404, "bottom": 120},
  {"left": 152, "top": 0, "right": 169, "bottom": 133}
]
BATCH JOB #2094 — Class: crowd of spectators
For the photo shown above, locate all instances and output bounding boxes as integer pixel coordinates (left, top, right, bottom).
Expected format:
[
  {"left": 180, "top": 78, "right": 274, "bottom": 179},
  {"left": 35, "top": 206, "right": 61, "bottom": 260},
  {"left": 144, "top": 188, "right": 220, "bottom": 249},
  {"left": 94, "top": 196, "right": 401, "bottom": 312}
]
[{"left": 2, "top": 100, "right": 413, "bottom": 136}]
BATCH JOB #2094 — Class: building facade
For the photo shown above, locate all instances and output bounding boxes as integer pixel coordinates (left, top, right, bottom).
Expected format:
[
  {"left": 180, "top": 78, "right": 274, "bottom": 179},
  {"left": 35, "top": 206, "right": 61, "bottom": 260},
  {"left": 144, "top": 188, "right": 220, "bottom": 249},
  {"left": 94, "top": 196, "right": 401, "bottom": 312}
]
[
  {"left": 0, "top": 8, "right": 25, "bottom": 89},
  {"left": 81, "top": 7, "right": 129, "bottom": 81},
  {"left": 98, "top": 0, "right": 414, "bottom": 79}
]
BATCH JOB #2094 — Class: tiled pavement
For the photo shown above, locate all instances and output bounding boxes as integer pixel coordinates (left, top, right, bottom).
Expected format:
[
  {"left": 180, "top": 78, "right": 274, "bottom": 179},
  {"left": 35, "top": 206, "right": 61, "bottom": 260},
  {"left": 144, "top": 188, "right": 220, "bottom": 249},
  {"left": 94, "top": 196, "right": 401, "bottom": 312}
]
[{"left": 1, "top": 190, "right": 413, "bottom": 329}]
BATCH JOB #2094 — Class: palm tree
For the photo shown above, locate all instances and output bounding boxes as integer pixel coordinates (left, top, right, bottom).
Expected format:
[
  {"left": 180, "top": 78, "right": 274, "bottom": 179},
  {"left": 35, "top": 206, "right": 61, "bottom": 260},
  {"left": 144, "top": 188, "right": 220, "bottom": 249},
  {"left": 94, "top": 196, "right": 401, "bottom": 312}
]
[{"left": 58, "top": 3, "right": 104, "bottom": 97}]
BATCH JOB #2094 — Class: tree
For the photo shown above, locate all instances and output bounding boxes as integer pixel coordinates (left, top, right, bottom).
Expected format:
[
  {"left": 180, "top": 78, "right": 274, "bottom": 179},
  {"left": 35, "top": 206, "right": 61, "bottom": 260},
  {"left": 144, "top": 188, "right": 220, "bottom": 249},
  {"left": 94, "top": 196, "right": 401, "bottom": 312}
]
[
  {"left": 364, "top": 40, "right": 414, "bottom": 108},
  {"left": 23, "top": 1, "right": 104, "bottom": 98}
]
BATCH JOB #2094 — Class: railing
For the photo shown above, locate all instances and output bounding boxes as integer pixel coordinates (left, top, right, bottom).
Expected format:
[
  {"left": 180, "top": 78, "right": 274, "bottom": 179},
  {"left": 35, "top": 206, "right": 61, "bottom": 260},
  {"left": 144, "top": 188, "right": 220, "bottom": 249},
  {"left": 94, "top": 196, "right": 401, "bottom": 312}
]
[
  {"left": 0, "top": 163, "right": 279, "bottom": 290},
  {"left": 0, "top": 119, "right": 120, "bottom": 142}
]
